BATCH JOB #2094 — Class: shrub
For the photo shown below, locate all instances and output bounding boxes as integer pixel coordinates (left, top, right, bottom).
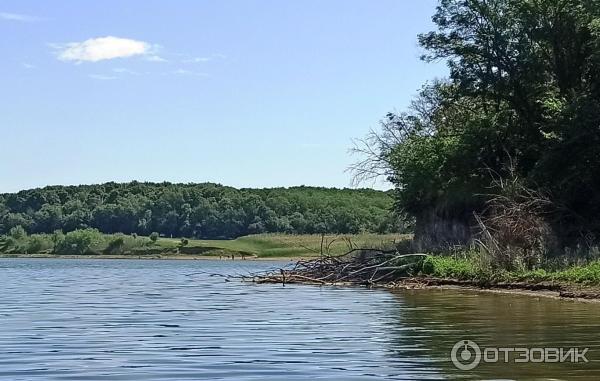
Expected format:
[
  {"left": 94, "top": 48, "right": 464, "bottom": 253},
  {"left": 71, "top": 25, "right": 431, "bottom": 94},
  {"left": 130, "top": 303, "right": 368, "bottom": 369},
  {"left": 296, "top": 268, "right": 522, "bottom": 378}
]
[
  {"left": 149, "top": 232, "right": 159, "bottom": 243},
  {"left": 0, "top": 236, "right": 18, "bottom": 253},
  {"left": 9, "top": 225, "right": 27, "bottom": 240},
  {"left": 55, "top": 229, "right": 102, "bottom": 255},
  {"left": 26, "top": 235, "right": 52, "bottom": 254},
  {"left": 50, "top": 230, "right": 65, "bottom": 253},
  {"left": 104, "top": 235, "right": 125, "bottom": 255},
  {"left": 474, "top": 170, "right": 557, "bottom": 271}
]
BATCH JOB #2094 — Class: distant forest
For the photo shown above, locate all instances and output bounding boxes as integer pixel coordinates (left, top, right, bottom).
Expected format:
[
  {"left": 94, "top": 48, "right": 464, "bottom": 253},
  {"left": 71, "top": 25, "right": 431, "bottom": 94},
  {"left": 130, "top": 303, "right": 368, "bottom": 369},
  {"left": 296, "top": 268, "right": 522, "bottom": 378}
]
[{"left": 0, "top": 182, "right": 399, "bottom": 239}]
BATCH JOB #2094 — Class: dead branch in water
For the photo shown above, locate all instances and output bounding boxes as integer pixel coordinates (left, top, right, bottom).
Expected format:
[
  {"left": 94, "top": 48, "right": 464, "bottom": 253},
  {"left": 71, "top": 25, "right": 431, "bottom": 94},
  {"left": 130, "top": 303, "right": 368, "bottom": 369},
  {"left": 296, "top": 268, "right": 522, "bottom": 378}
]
[{"left": 242, "top": 248, "right": 427, "bottom": 286}]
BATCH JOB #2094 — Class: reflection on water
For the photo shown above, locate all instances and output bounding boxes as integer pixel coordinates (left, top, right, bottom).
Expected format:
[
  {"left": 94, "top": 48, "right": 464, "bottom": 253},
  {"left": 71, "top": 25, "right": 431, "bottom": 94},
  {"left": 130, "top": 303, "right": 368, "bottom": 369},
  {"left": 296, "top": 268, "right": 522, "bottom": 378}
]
[
  {"left": 0, "top": 259, "right": 599, "bottom": 380},
  {"left": 388, "top": 289, "right": 600, "bottom": 380}
]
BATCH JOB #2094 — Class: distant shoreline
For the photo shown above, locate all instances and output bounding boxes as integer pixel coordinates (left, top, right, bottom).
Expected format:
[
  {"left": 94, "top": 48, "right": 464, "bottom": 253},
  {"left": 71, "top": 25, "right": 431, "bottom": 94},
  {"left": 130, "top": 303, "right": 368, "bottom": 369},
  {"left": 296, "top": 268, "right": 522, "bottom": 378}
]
[
  {"left": 0, "top": 253, "right": 301, "bottom": 261},
  {"left": 0, "top": 232, "right": 403, "bottom": 262}
]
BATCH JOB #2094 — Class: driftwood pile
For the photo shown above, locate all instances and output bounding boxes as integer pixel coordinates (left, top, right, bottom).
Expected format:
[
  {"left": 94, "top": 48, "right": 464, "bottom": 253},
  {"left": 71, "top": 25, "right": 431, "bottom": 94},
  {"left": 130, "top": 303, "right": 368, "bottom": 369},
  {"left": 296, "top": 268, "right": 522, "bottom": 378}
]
[{"left": 244, "top": 249, "right": 427, "bottom": 286}]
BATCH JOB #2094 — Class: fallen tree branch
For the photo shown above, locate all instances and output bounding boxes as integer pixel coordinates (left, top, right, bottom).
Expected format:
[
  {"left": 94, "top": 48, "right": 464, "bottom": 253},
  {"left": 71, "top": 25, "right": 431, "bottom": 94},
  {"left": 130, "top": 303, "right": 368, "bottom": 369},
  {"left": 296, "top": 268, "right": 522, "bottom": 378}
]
[{"left": 247, "top": 250, "right": 428, "bottom": 286}]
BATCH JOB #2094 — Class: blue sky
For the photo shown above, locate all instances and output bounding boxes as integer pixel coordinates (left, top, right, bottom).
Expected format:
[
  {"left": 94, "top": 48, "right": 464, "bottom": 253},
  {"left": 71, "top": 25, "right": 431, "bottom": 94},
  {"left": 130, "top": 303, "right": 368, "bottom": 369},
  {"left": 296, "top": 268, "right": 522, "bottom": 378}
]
[{"left": 0, "top": 0, "right": 447, "bottom": 193}]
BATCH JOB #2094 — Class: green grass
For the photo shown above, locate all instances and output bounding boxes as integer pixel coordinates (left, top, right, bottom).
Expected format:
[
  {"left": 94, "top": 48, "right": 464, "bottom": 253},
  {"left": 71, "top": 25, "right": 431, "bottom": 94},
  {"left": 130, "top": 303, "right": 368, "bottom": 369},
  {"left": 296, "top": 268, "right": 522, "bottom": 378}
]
[
  {"left": 420, "top": 254, "right": 600, "bottom": 286},
  {"left": 1, "top": 231, "right": 407, "bottom": 258},
  {"left": 515, "top": 262, "right": 600, "bottom": 285},
  {"left": 421, "top": 255, "right": 483, "bottom": 280},
  {"left": 157, "top": 233, "right": 406, "bottom": 258}
]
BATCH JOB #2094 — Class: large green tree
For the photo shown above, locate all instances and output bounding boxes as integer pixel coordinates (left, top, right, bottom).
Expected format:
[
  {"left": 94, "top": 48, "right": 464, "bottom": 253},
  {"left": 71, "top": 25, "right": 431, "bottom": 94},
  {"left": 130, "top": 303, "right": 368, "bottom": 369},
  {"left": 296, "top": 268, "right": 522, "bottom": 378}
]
[{"left": 355, "top": 0, "right": 600, "bottom": 247}]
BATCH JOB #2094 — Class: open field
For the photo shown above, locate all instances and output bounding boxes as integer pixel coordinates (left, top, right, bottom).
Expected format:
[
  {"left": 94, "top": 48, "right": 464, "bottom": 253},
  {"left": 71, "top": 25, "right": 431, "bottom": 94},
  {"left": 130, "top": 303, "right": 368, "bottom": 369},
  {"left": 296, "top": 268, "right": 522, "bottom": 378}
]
[
  {"left": 156, "top": 233, "right": 407, "bottom": 258},
  {"left": 0, "top": 232, "right": 409, "bottom": 259}
]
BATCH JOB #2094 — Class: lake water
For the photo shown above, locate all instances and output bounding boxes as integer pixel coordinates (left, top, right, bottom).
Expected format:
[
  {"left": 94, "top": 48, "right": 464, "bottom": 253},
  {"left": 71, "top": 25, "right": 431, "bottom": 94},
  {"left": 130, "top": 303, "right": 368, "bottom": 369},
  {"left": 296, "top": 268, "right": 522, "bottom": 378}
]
[{"left": 1, "top": 259, "right": 600, "bottom": 380}]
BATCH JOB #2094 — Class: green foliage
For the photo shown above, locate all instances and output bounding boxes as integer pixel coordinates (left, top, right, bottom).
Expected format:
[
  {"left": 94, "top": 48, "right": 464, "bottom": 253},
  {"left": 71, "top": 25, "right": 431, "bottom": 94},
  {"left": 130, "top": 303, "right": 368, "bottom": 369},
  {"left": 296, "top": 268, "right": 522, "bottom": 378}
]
[
  {"left": 9, "top": 226, "right": 27, "bottom": 240},
  {"left": 357, "top": 0, "right": 600, "bottom": 250},
  {"left": 26, "top": 235, "right": 52, "bottom": 254},
  {"left": 552, "top": 262, "right": 600, "bottom": 284},
  {"left": 0, "top": 231, "right": 53, "bottom": 254},
  {"left": 420, "top": 254, "right": 600, "bottom": 285},
  {"left": 55, "top": 229, "right": 102, "bottom": 255},
  {"left": 0, "top": 231, "right": 403, "bottom": 259},
  {"left": 149, "top": 232, "right": 159, "bottom": 242},
  {"left": 509, "top": 261, "right": 600, "bottom": 285},
  {"left": 104, "top": 235, "right": 126, "bottom": 255},
  {"left": 0, "top": 183, "right": 398, "bottom": 239},
  {"left": 421, "top": 255, "right": 482, "bottom": 280},
  {"left": 51, "top": 230, "right": 64, "bottom": 252}
]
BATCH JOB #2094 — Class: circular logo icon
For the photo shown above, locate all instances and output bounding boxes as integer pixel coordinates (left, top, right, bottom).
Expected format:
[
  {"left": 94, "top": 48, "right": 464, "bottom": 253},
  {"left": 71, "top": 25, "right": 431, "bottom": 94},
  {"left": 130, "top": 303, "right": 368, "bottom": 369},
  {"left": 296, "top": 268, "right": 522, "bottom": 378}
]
[{"left": 451, "top": 340, "right": 481, "bottom": 370}]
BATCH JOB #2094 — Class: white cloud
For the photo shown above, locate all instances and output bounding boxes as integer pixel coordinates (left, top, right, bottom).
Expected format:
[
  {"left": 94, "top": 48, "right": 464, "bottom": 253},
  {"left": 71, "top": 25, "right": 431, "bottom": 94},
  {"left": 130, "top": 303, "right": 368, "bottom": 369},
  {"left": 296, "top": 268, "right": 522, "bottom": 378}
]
[
  {"left": 55, "top": 36, "right": 155, "bottom": 63},
  {"left": 145, "top": 55, "right": 168, "bottom": 63},
  {"left": 183, "top": 57, "right": 211, "bottom": 63},
  {"left": 0, "top": 12, "right": 39, "bottom": 22},
  {"left": 89, "top": 74, "right": 117, "bottom": 80},
  {"left": 22, "top": 63, "right": 36, "bottom": 69},
  {"left": 112, "top": 67, "right": 141, "bottom": 75}
]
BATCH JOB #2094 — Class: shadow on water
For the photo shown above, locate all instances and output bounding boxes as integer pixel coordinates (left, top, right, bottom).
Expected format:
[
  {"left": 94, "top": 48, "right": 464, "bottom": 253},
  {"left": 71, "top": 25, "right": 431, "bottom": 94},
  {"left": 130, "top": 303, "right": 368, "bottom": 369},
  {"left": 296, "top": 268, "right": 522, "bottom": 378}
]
[{"left": 386, "top": 288, "right": 600, "bottom": 380}]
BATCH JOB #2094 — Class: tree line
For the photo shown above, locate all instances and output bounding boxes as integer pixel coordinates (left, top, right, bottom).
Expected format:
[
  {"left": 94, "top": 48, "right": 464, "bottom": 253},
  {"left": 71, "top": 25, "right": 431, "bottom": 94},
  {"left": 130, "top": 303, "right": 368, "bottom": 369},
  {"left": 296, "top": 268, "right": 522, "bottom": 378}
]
[{"left": 0, "top": 182, "right": 400, "bottom": 239}]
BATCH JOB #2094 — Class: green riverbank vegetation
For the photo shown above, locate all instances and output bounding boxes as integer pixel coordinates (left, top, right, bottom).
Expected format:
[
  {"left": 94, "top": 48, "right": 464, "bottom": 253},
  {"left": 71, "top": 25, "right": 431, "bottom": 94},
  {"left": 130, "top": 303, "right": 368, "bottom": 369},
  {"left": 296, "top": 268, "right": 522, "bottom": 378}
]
[
  {"left": 0, "top": 227, "right": 404, "bottom": 259},
  {"left": 348, "top": 0, "right": 600, "bottom": 282},
  {"left": 420, "top": 252, "right": 600, "bottom": 285}
]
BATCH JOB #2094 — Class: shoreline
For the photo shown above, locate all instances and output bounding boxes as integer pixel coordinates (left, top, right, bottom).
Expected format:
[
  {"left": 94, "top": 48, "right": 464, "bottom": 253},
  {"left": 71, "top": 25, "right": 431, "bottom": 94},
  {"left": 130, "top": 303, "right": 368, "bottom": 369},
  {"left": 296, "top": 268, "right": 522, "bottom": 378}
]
[
  {"left": 381, "top": 277, "right": 600, "bottom": 303},
  {"left": 4, "top": 255, "right": 600, "bottom": 302},
  {"left": 0, "top": 253, "right": 304, "bottom": 261},
  {"left": 250, "top": 272, "right": 600, "bottom": 303}
]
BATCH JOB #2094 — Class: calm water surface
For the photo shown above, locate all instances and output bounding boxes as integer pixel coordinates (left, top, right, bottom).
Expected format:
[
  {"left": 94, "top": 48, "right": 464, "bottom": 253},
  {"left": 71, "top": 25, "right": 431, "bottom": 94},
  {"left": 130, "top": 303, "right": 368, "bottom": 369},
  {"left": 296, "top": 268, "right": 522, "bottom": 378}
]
[{"left": 1, "top": 259, "right": 600, "bottom": 380}]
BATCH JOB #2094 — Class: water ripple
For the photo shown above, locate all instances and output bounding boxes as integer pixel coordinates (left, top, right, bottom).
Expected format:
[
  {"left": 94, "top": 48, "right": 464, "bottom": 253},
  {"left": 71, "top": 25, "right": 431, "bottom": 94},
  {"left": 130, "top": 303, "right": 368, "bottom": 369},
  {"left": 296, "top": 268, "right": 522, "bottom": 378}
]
[{"left": 1, "top": 259, "right": 599, "bottom": 380}]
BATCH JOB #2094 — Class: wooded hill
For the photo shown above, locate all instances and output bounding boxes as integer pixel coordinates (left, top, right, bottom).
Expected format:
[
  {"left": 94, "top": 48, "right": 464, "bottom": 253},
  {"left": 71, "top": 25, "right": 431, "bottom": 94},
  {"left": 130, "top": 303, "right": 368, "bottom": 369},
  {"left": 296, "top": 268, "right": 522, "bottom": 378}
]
[{"left": 0, "top": 182, "right": 398, "bottom": 239}]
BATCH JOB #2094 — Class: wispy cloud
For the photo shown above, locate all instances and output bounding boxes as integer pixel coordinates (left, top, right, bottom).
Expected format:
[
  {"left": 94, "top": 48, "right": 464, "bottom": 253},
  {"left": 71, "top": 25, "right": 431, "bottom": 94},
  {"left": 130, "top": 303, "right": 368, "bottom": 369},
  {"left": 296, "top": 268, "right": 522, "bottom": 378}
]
[
  {"left": 182, "top": 57, "right": 211, "bottom": 63},
  {"left": 182, "top": 54, "right": 226, "bottom": 64},
  {"left": 112, "top": 67, "right": 142, "bottom": 75},
  {"left": 171, "top": 68, "right": 209, "bottom": 77},
  {"left": 145, "top": 55, "right": 168, "bottom": 63},
  {"left": 53, "top": 36, "right": 159, "bottom": 63},
  {"left": 22, "top": 63, "right": 36, "bottom": 69},
  {"left": 89, "top": 74, "right": 117, "bottom": 80},
  {"left": 0, "top": 11, "right": 39, "bottom": 22}
]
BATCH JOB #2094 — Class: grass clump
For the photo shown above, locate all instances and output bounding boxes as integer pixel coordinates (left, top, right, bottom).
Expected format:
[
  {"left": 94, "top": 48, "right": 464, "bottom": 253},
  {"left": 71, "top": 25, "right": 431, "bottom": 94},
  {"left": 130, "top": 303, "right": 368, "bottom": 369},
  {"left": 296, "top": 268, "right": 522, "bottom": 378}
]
[
  {"left": 419, "top": 251, "right": 600, "bottom": 286},
  {"left": 549, "top": 261, "right": 600, "bottom": 284},
  {"left": 421, "top": 255, "right": 484, "bottom": 280}
]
